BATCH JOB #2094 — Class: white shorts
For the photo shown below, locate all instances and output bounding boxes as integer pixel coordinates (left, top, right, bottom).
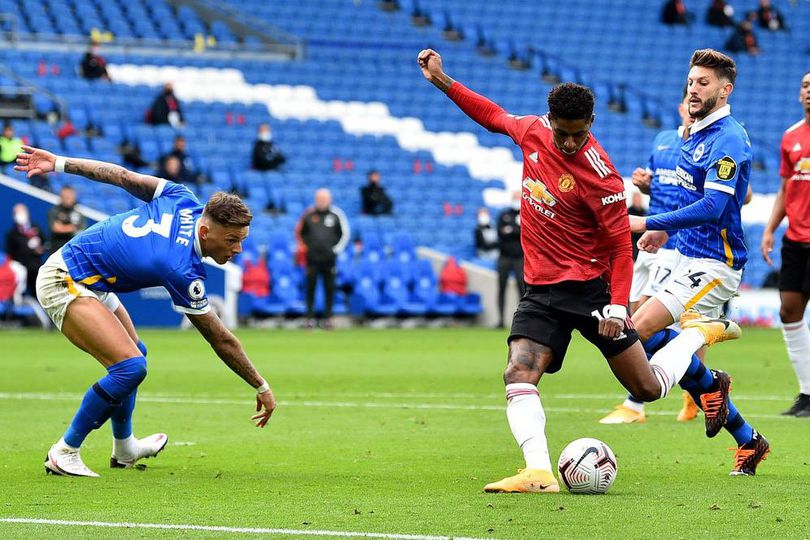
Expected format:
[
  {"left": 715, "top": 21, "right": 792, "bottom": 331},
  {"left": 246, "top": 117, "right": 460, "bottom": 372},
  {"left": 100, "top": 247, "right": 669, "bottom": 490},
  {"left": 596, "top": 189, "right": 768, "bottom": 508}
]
[
  {"left": 654, "top": 251, "right": 742, "bottom": 320},
  {"left": 630, "top": 248, "right": 679, "bottom": 302},
  {"left": 35, "top": 249, "right": 121, "bottom": 331}
]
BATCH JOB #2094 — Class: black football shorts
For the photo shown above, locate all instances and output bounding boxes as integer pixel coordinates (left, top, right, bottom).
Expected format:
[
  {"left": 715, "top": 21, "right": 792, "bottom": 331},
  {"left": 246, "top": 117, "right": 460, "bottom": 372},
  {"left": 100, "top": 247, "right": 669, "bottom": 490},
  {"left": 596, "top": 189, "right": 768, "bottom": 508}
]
[{"left": 779, "top": 236, "right": 810, "bottom": 294}]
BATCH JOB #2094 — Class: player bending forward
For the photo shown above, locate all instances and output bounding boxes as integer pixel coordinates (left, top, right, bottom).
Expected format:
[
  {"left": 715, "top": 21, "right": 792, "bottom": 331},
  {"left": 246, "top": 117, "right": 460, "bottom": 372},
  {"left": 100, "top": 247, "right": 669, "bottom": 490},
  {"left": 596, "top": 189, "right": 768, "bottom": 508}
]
[
  {"left": 418, "top": 49, "right": 741, "bottom": 493},
  {"left": 15, "top": 146, "right": 277, "bottom": 477}
]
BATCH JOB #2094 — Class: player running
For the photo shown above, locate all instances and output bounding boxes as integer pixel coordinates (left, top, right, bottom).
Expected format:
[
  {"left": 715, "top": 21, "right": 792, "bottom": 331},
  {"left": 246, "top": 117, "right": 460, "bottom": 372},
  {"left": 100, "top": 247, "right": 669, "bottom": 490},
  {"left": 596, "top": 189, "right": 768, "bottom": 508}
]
[
  {"left": 761, "top": 71, "right": 810, "bottom": 417},
  {"left": 602, "top": 88, "right": 700, "bottom": 425},
  {"left": 629, "top": 49, "right": 769, "bottom": 474},
  {"left": 15, "top": 146, "right": 277, "bottom": 477},
  {"left": 418, "top": 48, "right": 741, "bottom": 493}
]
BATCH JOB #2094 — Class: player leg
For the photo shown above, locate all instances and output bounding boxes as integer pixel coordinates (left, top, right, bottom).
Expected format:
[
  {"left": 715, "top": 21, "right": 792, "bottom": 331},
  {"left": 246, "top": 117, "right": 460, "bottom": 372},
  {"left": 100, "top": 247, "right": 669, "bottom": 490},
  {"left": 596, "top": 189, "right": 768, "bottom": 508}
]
[
  {"left": 45, "top": 296, "right": 147, "bottom": 477},
  {"left": 777, "top": 243, "right": 810, "bottom": 415},
  {"left": 484, "top": 287, "right": 571, "bottom": 493},
  {"left": 108, "top": 298, "right": 168, "bottom": 468},
  {"left": 600, "top": 252, "right": 654, "bottom": 424}
]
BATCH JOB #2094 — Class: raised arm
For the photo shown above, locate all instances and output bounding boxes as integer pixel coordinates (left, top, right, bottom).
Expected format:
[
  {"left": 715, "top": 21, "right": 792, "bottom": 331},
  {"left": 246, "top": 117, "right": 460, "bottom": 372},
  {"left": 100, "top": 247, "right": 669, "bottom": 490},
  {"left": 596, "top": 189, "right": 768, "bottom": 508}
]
[
  {"left": 418, "top": 49, "right": 520, "bottom": 137},
  {"left": 186, "top": 310, "right": 277, "bottom": 427},
  {"left": 16, "top": 145, "right": 163, "bottom": 202}
]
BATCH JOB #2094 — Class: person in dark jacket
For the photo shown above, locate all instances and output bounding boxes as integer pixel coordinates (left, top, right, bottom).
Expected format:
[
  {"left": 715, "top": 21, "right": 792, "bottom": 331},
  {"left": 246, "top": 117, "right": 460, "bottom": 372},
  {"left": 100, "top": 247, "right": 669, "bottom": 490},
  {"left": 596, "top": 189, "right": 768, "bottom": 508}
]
[
  {"left": 726, "top": 20, "right": 760, "bottom": 55},
  {"left": 707, "top": 0, "right": 735, "bottom": 27},
  {"left": 360, "top": 170, "right": 393, "bottom": 215},
  {"left": 295, "top": 189, "right": 350, "bottom": 328},
  {"left": 158, "top": 135, "right": 199, "bottom": 185},
  {"left": 5, "top": 203, "right": 46, "bottom": 296},
  {"left": 147, "top": 83, "right": 184, "bottom": 127},
  {"left": 495, "top": 191, "right": 525, "bottom": 328},
  {"left": 661, "top": 0, "right": 690, "bottom": 25},
  {"left": 79, "top": 41, "right": 110, "bottom": 81},
  {"left": 251, "top": 124, "right": 286, "bottom": 171},
  {"left": 756, "top": 0, "right": 787, "bottom": 31},
  {"left": 48, "top": 185, "right": 85, "bottom": 253},
  {"left": 474, "top": 207, "right": 498, "bottom": 261}
]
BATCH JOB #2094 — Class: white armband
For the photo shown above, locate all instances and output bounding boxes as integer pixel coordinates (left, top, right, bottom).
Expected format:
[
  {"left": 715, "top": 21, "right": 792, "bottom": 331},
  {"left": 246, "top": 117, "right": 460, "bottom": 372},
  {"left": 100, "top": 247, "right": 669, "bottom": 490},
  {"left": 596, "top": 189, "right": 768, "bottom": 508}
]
[
  {"left": 55, "top": 156, "right": 66, "bottom": 173},
  {"left": 605, "top": 305, "right": 628, "bottom": 320},
  {"left": 255, "top": 381, "right": 270, "bottom": 394}
]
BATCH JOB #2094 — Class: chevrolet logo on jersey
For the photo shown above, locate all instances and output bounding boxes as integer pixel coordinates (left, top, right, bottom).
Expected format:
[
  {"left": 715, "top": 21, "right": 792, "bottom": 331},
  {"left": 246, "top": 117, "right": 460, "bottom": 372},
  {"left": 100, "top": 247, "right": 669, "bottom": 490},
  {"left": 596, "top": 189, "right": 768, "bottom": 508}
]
[
  {"left": 716, "top": 156, "right": 737, "bottom": 181},
  {"left": 523, "top": 177, "right": 557, "bottom": 206}
]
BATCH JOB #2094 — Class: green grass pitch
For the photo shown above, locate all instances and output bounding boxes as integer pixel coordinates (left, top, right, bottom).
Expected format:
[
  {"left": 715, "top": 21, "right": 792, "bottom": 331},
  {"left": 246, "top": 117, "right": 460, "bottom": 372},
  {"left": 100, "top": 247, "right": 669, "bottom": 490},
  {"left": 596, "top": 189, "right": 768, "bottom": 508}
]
[{"left": 1, "top": 327, "right": 809, "bottom": 539}]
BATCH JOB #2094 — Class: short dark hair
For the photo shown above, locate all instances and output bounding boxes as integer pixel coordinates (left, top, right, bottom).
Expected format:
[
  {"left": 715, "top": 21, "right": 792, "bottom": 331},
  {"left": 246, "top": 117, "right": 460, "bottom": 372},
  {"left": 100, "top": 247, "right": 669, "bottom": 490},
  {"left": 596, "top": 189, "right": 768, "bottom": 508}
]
[
  {"left": 690, "top": 49, "right": 736, "bottom": 85},
  {"left": 204, "top": 192, "right": 252, "bottom": 227},
  {"left": 547, "top": 83, "right": 595, "bottom": 121}
]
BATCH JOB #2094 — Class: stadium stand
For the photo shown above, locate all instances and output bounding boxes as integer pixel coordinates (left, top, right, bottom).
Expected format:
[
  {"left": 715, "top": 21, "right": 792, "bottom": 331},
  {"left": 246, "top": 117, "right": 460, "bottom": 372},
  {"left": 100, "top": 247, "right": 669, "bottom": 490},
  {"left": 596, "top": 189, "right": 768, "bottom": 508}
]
[{"left": 0, "top": 0, "right": 803, "bottom": 308}]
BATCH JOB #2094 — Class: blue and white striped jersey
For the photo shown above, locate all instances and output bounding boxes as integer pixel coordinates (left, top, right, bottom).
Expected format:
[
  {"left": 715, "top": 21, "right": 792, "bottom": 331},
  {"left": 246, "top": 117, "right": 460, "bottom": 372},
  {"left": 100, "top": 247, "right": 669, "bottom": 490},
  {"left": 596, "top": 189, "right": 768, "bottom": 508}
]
[
  {"left": 61, "top": 180, "right": 210, "bottom": 314},
  {"left": 674, "top": 106, "right": 751, "bottom": 270},
  {"left": 645, "top": 127, "right": 684, "bottom": 250}
]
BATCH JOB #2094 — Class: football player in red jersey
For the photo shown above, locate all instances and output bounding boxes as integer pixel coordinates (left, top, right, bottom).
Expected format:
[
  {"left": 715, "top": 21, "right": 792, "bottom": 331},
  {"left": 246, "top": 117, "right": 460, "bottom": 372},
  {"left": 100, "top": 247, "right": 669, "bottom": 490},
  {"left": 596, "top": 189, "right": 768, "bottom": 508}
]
[
  {"left": 418, "top": 49, "right": 741, "bottom": 492},
  {"left": 761, "top": 71, "right": 810, "bottom": 417}
]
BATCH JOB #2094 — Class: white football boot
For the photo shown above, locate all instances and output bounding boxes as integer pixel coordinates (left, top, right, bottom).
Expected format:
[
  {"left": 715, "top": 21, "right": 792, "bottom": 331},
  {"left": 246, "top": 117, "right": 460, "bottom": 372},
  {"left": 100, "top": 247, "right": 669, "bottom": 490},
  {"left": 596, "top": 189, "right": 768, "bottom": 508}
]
[
  {"left": 110, "top": 433, "right": 169, "bottom": 468},
  {"left": 44, "top": 439, "right": 100, "bottom": 477}
]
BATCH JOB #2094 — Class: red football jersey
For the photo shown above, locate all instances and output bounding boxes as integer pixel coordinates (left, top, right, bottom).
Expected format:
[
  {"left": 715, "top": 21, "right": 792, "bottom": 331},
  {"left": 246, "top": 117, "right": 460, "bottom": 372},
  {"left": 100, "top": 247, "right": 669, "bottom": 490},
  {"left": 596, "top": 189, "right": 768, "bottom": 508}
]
[
  {"left": 447, "top": 83, "right": 633, "bottom": 306},
  {"left": 780, "top": 120, "right": 810, "bottom": 243}
]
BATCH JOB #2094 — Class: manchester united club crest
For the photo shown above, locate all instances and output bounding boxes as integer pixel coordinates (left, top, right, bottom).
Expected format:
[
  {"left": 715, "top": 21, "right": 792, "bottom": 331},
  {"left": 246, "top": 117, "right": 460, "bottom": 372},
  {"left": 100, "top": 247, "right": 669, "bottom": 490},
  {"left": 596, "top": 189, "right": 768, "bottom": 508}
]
[{"left": 558, "top": 173, "right": 575, "bottom": 193}]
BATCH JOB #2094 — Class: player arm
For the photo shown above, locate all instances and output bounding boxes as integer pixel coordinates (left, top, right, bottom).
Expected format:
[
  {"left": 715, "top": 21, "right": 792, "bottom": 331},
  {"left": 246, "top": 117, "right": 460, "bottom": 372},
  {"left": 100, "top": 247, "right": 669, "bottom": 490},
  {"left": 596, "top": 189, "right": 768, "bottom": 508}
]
[
  {"left": 418, "top": 49, "right": 516, "bottom": 137},
  {"left": 15, "top": 145, "right": 162, "bottom": 202},
  {"left": 643, "top": 188, "right": 731, "bottom": 231},
  {"left": 186, "top": 311, "right": 267, "bottom": 390},
  {"left": 589, "top": 185, "right": 634, "bottom": 310},
  {"left": 763, "top": 177, "right": 787, "bottom": 235}
]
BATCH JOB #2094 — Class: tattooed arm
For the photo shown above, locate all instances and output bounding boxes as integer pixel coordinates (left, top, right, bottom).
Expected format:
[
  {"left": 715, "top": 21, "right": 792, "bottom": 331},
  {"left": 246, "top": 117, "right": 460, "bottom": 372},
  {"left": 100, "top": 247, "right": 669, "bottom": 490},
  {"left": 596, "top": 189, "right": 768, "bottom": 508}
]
[
  {"left": 15, "top": 145, "right": 163, "bottom": 202},
  {"left": 187, "top": 310, "right": 277, "bottom": 427}
]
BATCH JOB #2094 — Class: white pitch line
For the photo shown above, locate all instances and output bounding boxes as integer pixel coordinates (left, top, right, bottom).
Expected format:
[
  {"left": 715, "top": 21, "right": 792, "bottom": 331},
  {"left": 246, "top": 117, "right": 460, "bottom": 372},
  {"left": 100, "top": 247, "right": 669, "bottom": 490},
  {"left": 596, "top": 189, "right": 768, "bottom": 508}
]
[
  {"left": 0, "top": 518, "right": 497, "bottom": 540},
  {"left": 0, "top": 392, "right": 796, "bottom": 420}
]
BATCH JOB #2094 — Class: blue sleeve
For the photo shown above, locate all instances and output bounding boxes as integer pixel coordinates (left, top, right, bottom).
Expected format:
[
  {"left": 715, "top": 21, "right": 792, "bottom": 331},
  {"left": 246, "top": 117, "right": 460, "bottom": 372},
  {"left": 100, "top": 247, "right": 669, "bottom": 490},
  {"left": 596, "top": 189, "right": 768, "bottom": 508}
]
[
  {"left": 646, "top": 133, "right": 661, "bottom": 172},
  {"left": 153, "top": 179, "right": 201, "bottom": 204},
  {"left": 703, "top": 131, "right": 746, "bottom": 196},
  {"left": 646, "top": 188, "right": 731, "bottom": 231},
  {"left": 164, "top": 269, "right": 210, "bottom": 315}
]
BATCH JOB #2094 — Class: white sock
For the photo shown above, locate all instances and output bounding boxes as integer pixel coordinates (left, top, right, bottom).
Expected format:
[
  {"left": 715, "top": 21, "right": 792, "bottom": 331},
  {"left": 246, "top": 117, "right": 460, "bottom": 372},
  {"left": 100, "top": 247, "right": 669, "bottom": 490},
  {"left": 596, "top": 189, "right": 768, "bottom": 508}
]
[
  {"left": 505, "top": 383, "right": 552, "bottom": 471},
  {"left": 648, "top": 328, "right": 705, "bottom": 399},
  {"left": 622, "top": 399, "right": 645, "bottom": 413},
  {"left": 782, "top": 320, "right": 810, "bottom": 395},
  {"left": 112, "top": 435, "right": 138, "bottom": 458},
  {"left": 55, "top": 437, "right": 78, "bottom": 452}
]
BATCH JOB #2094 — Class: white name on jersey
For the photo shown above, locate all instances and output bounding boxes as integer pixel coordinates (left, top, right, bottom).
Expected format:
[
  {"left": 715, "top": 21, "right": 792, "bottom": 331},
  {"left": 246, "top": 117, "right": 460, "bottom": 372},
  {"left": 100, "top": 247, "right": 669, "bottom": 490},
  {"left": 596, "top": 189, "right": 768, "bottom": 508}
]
[{"left": 176, "top": 208, "right": 195, "bottom": 247}]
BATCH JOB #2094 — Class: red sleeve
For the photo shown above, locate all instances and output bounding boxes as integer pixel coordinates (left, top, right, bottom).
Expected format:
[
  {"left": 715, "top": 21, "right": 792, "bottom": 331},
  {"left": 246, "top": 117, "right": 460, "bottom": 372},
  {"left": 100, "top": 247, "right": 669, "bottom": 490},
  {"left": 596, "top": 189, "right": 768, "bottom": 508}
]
[
  {"left": 584, "top": 174, "right": 633, "bottom": 307},
  {"left": 779, "top": 133, "right": 792, "bottom": 179},
  {"left": 446, "top": 82, "right": 536, "bottom": 145}
]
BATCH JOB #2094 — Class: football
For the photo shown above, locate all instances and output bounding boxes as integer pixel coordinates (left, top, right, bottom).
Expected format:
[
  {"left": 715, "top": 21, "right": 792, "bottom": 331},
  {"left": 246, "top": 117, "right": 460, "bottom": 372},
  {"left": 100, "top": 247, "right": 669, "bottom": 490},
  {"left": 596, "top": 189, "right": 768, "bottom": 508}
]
[{"left": 557, "top": 438, "right": 618, "bottom": 494}]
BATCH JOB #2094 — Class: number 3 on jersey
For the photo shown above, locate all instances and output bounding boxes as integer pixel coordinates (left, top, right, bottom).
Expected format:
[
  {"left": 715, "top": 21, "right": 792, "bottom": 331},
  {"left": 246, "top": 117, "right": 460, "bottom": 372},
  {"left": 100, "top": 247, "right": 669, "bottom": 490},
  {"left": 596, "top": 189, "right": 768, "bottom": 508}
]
[{"left": 122, "top": 213, "right": 174, "bottom": 238}]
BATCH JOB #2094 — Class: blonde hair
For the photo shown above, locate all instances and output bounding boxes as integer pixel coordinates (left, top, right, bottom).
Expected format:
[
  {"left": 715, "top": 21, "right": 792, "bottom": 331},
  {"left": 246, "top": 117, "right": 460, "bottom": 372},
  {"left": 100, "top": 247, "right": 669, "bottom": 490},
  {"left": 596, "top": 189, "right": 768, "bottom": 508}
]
[{"left": 203, "top": 192, "right": 252, "bottom": 227}]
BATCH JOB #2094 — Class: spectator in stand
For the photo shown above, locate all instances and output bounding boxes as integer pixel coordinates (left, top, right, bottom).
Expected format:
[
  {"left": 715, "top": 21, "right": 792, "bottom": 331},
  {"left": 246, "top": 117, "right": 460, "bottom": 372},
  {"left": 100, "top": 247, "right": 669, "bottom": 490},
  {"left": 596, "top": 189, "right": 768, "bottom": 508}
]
[
  {"left": 0, "top": 123, "right": 23, "bottom": 170},
  {"left": 79, "top": 41, "right": 110, "bottom": 81},
  {"left": 439, "top": 257, "right": 467, "bottom": 295},
  {"left": 661, "top": 0, "right": 690, "bottom": 25},
  {"left": 5, "top": 203, "right": 46, "bottom": 296},
  {"left": 48, "top": 185, "right": 85, "bottom": 253},
  {"left": 495, "top": 191, "right": 524, "bottom": 329},
  {"left": 360, "top": 169, "right": 394, "bottom": 216},
  {"left": 159, "top": 135, "right": 200, "bottom": 185},
  {"left": 627, "top": 191, "right": 647, "bottom": 261},
  {"left": 295, "top": 189, "right": 350, "bottom": 329},
  {"left": 755, "top": 0, "right": 787, "bottom": 31},
  {"left": 707, "top": 0, "right": 736, "bottom": 27},
  {"left": 251, "top": 123, "right": 286, "bottom": 171},
  {"left": 147, "top": 83, "right": 184, "bottom": 128},
  {"left": 474, "top": 207, "right": 498, "bottom": 262},
  {"left": 726, "top": 20, "right": 760, "bottom": 55}
]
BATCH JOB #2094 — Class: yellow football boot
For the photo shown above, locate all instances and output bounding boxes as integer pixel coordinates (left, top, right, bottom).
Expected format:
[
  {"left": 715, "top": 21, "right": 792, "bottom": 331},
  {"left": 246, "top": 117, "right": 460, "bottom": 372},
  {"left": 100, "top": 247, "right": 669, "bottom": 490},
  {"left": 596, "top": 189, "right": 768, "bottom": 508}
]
[
  {"left": 483, "top": 468, "right": 560, "bottom": 493},
  {"left": 676, "top": 391, "right": 699, "bottom": 422},
  {"left": 680, "top": 310, "right": 741, "bottom": 346},
  {"left": 599, "top": 405, "right": 646, "bottom": 424}
]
